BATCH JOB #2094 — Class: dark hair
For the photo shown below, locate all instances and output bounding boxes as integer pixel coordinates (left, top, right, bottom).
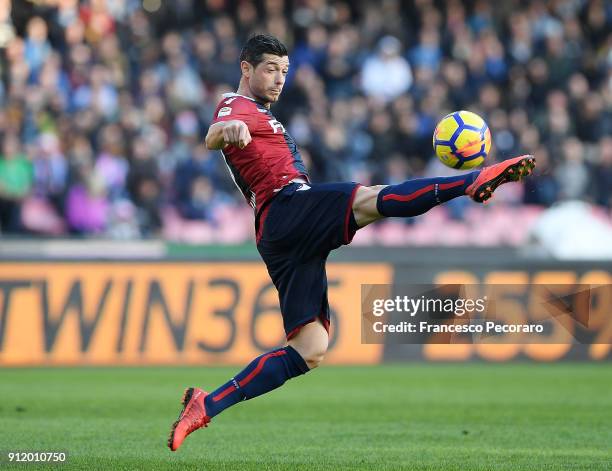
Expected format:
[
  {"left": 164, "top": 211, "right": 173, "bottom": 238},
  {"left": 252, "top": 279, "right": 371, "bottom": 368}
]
[{"left": 239, "top": 34, "right": 288, "bottom": 67}]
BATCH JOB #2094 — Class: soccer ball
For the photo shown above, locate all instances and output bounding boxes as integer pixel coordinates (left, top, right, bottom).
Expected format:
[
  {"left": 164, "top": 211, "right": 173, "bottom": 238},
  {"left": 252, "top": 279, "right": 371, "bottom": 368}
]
[{"left": 433, "top": 111, "right": 491, "bottom": 170}]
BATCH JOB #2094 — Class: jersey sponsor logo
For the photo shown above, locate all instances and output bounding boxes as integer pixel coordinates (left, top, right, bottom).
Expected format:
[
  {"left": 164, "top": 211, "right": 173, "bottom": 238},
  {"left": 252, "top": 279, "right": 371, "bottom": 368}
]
[
  {"left": 217, "top": 106, "right": 232, "bottom": 117},
  {"left": 224, "top": 97, "right": 238, "bottom": 104},
  {"left": 268, "top": 119, "right": 285, "bottom": 134}
]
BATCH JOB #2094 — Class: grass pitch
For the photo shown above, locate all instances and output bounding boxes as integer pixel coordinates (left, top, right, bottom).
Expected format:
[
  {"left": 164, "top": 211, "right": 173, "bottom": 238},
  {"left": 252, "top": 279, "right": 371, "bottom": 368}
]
[{"left": 0, "top": 364, "right": 610, "bottom": 470}]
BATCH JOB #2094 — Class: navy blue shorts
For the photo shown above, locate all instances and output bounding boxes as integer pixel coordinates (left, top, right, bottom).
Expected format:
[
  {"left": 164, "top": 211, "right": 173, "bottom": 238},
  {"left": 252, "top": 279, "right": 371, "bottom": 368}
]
[{"left": 256, "top": 182, "right": 361, "bottom": 339}]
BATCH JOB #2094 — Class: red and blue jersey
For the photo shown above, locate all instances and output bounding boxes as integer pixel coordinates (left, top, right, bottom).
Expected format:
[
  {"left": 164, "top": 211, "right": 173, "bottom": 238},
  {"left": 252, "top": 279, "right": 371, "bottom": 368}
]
[{"left": 211, "top": 93, "right": 309, "bottom": 215}]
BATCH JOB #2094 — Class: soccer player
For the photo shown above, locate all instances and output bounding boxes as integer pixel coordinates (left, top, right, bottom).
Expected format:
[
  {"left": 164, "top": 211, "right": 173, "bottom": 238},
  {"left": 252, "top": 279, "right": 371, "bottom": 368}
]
[{"left": 168, "top": 34, "right": 535, "bottom": 451}]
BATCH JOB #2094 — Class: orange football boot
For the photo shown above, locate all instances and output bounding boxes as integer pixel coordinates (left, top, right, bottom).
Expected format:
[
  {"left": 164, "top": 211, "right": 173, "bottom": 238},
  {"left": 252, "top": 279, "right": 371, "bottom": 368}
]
[
  {"left": 466, "top": 154, "right": 535, "bottom": 203},
  {"left": 167, "top": 387, "right": 211, "bottom": 452}
]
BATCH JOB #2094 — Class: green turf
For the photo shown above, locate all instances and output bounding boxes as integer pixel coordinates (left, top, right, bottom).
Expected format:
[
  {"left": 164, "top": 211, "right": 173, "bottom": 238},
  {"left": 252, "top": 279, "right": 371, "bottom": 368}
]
[{"left": 0, "top": 364, "right": 610, "bottom": 470}]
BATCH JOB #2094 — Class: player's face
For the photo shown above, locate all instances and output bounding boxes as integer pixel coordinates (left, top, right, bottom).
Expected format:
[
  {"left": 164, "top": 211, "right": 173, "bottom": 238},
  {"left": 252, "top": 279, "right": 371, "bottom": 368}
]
[{"left": 246, "top": 54, "right": 289, "bottom": 104}]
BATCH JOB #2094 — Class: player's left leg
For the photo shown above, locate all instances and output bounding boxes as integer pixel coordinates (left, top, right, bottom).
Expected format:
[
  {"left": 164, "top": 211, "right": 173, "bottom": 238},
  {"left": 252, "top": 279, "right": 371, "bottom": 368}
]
[
  {"left": 168, "top": 339, "right": 311, "bottom": 451},
  {"left": 352, "top": 155, "right": 535, "bottom": 227},
  {"left": 167, "top": 317, "right": 328, "bottom": 452},
  {"left": 198, "top": 320, "right": 327, "bottom": 423}
]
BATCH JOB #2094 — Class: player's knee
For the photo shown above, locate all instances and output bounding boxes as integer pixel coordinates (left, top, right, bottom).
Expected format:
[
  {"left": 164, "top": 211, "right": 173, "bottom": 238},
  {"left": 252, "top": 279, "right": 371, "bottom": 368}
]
[
  {"left": 352, "top": 185, "right": 378, "bottom": 211},
  {"left": 302, "top": 346, "right": 327, "bottom": 370},
  {"left": 352, "top": 185, "right": 387, "bottom": 227},
  {"left": 292, "top": 338, "right": 327, "bottom": 369},
  {"left": 288, "top": 321, "right": 329, "bottom": 369}
]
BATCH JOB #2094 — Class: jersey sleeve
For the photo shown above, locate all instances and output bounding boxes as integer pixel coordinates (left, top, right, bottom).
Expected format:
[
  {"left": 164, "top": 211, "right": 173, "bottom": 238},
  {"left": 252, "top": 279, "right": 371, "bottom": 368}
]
[{"left": 211, "top": 97, "right": 258, "bottom": 132}]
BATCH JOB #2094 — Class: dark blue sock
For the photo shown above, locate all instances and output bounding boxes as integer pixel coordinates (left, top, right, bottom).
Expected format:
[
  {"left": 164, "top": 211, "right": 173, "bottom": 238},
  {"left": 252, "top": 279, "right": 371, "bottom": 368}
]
[
  {"left": 376, "top": 172, "right": 479, "bottom": 218},
  {"left": 204, "top": 346, "right": 309, "bottom": 418}
]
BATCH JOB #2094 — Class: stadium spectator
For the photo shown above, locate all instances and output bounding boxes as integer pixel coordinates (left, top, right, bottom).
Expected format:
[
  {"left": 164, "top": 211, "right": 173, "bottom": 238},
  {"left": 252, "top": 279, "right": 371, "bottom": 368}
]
[
  {"left": 65, "top": 172, "right": 108, "bottom": 234},
  {"left": 0, "top": 133, "right": 32, "bottom": 233},
  {"left": 361, "top": 35, "right": 413, "bottom": 102}
]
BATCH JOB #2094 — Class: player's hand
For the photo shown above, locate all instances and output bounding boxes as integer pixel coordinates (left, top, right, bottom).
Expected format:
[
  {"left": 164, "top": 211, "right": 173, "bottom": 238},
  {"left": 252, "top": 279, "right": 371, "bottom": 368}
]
[{"left": 222, "top": 120, "right": 252, "bottom": 149}]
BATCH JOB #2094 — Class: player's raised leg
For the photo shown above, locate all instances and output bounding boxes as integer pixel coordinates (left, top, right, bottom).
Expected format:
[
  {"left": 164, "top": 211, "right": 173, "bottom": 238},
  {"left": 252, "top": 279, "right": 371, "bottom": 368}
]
[
  {"left": 167, "top": 320, "right": 327, "bottom": 451},
  {"left": 352, "top": 155, "right": 535, "bottom": 227}
]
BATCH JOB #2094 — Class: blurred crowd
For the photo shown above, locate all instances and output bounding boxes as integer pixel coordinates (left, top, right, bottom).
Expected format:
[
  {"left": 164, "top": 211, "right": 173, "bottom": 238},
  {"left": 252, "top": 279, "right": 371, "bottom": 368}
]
[{"left": 0, "top": 0, "right": 610, "bottom": 241}]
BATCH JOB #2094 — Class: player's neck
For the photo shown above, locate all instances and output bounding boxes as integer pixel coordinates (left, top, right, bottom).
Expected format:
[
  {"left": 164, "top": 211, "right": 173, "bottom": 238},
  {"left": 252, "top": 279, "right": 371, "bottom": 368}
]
[{"left": 237, "top": 81, "right": 271, "bottom": 109}]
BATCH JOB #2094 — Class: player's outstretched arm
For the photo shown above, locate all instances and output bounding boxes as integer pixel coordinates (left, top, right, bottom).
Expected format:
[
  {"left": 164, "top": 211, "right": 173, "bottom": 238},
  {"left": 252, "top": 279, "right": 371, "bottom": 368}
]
[{"left": 205, "top": 120, "right": 252, "bottom": 150}]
